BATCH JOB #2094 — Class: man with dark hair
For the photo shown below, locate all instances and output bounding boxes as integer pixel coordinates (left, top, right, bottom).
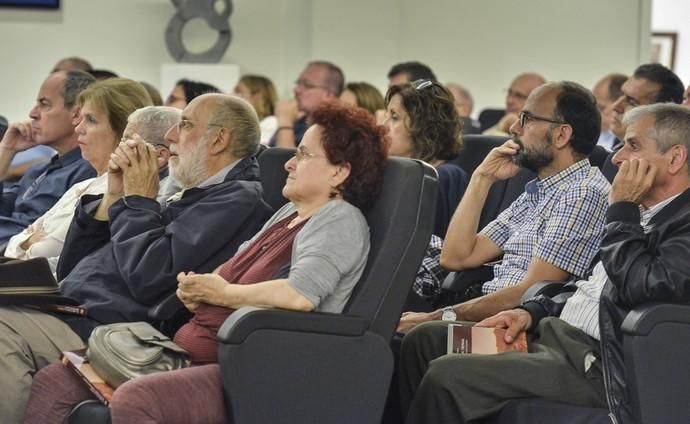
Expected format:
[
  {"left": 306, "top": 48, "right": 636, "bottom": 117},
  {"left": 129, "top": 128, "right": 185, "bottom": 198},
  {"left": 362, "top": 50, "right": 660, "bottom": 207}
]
[
  {"left": 388, "top": 61, "right": 437, "bottom": 86},
  {"left": 0, "top": 70, "right": 97, "bottom": 245},
  {"left": 0, "top": 93, "right": 272, "bottom": 421},
  {"left": 593, "top": 73, "right": 627, "bottom": 150},
  {"left": 400, "top": 103, "right": 690, "bottom": 424},
  {"left": 273, "top": 60, "right": 345, "bottom": 147},
  {"left": 610, "top": 63, "right": 684, "bottom": 145},
  {"left": 398, "top": 81, "right": 610, "bottom": 331}
]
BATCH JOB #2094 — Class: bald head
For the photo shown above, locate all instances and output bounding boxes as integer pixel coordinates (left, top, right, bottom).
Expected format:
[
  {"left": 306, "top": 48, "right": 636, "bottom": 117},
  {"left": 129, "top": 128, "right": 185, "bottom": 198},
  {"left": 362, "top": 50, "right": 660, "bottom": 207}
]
[
  {"left": 446, "top": 83, "right": 474, "bottom": 117},
  {"left": 593, "top": 73, "right": 627, "bottom": 132},
  {"left": 507, "top": 72, "right": 547, "bottom": 114}
]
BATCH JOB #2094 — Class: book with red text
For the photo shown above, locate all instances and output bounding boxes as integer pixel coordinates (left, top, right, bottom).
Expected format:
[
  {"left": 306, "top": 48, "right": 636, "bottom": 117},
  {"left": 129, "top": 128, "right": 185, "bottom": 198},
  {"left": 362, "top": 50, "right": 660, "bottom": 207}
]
[
  {"left": 61, "top": 349, "right": 114, "bottom": 406},
  {"left": 447, "top": 323, "right": 528, "bottom": 354}
]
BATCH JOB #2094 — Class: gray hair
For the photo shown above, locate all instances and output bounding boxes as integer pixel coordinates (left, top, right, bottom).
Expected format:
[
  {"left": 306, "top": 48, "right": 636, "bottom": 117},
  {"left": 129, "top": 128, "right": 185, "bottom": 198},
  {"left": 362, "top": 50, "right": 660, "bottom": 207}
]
[
  {"left": 308, "top": 61, "right": 345, "bottom": 96},
  {"left": 622, "top": 103, "right": 690, "bottom": 154},
  {"left": 208, "top": 94, "right": 260, "bottom": 158},
  {"left": 62, "top": 70, "right": 96, "bottom": 108},
  {"left": 127, "top": 106, "right": 181, "bottom": 146}
]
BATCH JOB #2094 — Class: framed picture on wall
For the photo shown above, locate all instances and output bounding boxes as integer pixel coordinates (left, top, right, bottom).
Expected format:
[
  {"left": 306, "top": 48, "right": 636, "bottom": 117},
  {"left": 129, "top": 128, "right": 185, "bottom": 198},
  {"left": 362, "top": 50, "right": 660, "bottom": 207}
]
[
  {"left": 0, "top": 0, "right": 59, "bottom": 8},
  {"left": 650, "top": 32, "right": 677, "bottom": 71}
]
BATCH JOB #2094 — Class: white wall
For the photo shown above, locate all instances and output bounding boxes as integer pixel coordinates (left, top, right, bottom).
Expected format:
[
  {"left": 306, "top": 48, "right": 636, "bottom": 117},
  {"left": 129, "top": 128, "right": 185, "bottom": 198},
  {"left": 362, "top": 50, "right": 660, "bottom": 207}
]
[
  {"left": 652, "top": 0, "right": 689, "bottom": 85},
  {"left": 0, "top": 0, "right": 650, "bottom": 122}
]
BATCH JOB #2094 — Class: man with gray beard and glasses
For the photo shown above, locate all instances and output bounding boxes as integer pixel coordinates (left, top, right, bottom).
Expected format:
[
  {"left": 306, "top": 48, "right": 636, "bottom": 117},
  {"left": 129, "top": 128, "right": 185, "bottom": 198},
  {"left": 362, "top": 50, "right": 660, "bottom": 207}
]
[
  {"left": 0, "top": 94, "right": 272, "bottom": 421},
  {"left": 398, "top": 81, "right": 610, "bottom": 332}
]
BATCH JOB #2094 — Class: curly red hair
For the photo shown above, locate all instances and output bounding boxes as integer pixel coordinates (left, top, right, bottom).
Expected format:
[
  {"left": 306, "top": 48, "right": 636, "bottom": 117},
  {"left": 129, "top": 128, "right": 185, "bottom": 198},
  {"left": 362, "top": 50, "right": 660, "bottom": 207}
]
[{"left": 311, "top": 101, "right": 388, "bottom": 211}]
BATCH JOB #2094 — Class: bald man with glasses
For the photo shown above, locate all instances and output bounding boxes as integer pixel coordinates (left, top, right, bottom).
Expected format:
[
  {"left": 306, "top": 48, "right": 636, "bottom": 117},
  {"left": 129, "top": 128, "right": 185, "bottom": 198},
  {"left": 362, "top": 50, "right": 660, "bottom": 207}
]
[
  {"left": 272, "top": 61, "right": 345, "bottom": 148},
  {"left": 398, "top": 81, "right": 610, "bottom": 333}
]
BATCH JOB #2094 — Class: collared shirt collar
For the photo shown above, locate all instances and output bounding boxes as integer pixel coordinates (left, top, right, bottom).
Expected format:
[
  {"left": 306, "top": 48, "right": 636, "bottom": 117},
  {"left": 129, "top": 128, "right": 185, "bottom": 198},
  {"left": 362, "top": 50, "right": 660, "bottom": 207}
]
[
  {"left": 51, "top": 146, "right": 84, "bottom": 168},
  {"left": 641, "top": 193, "right": 681, "bottom": 231},
  {"left": 524, "top": 159, "right": 591, "bottom": 196},
  {"left": 166, "top": 159, "right": 240, "bottom": 204}
]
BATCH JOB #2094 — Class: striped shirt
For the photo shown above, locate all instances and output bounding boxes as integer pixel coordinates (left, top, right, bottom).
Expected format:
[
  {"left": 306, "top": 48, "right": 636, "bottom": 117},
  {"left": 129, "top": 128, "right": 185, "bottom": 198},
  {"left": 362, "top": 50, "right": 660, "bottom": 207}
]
[
  {"left": 560, "top": 194, "right": 679, "bottom": 340},
  {"left": 480, "top": 160, "right": 610, "bottom": 293}
]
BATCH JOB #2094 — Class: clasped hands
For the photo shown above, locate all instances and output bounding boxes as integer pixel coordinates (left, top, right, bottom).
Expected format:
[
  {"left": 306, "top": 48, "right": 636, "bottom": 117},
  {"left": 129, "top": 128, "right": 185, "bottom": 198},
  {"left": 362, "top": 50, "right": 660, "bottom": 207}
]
[
  {"left": 176, "top": 272, "right": 230, "bottom": 313},
  {"left": 107, "top": 135, "right": 160, "bottom": 199}
]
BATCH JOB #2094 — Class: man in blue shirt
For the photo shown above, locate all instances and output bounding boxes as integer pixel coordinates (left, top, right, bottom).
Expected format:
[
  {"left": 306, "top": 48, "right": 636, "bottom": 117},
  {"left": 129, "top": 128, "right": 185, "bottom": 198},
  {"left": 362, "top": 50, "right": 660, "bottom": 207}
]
[{"left": 0, "top": 70, "right": 96, "bottom": 245}]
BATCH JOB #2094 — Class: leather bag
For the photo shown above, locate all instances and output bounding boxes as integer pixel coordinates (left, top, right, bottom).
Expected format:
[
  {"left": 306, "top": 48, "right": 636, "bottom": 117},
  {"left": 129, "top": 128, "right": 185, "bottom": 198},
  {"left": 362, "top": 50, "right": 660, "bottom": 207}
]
[{"left": 87, "top": 322, "right": 191, "bottom": 388}]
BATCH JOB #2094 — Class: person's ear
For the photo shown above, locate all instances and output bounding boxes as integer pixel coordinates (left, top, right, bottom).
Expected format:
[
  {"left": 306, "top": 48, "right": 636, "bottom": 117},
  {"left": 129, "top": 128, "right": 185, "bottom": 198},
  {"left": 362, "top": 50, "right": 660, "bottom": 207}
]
[
  {"left": 157, "top": 147, "right": 171, "bottom": 170},
  {"left": 553, "top": 124, "right": 573, "bottom": 149},
  {"left": 209, "top": 127, "right": 231, "bottom": 155},
  {"left": 330, "top": 162, "right": 351, "bottom": 188},
  {"left": 667, "top": 144, "right": 687, "bottom": 174}
]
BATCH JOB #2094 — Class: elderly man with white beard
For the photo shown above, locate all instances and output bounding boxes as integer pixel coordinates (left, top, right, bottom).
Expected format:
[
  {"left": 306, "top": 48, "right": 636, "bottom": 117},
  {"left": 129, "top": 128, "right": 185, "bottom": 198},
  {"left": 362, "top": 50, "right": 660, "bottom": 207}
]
[{"left": 0, "top": 93, "right": 272, "bottom": 422}]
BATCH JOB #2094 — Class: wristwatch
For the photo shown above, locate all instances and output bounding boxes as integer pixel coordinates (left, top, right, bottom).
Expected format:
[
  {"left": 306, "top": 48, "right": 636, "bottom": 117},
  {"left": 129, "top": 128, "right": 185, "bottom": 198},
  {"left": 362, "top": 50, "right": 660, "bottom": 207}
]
[{"left": 441, "top": 306, "right": 457, "bottom": 322}]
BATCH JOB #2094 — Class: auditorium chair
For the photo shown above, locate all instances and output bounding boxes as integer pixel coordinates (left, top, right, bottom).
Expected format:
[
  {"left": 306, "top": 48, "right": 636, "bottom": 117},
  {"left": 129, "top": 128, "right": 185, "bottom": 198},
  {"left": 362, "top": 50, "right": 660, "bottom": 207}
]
[
  {"left": 478, "top": 108, "right": 506, "bottom": 132},
  {"left": 451, "top": 134, "right": 508, "bottom": 176},
  {"left": 485, "top": 283, "right": 690, "bottom": 424},
  {"left": 70, "top": 156, "right": 439, "bottom": 423}
]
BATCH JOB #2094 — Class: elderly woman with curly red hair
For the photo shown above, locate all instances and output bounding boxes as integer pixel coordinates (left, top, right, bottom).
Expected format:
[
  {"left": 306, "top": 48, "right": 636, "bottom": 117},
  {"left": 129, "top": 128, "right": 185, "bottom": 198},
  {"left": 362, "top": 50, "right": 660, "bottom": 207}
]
[{"left": 24, "top": 101, "right": 389, "bottom": 423}]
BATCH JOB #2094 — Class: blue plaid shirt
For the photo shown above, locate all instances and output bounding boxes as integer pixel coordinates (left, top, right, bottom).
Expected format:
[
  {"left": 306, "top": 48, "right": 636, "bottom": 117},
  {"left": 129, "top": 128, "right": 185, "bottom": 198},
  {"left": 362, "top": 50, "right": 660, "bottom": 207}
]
[{"left": 480, "top": 160, "right": 610, "bottom": 294}]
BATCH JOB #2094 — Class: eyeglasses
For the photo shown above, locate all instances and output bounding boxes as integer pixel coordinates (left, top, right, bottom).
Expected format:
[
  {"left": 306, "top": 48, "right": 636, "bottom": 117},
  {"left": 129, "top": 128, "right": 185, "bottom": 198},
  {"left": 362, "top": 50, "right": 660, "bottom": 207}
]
[
  {"left": 176, "top": 119, "right": 225, "bottom": 133},
  {"left": 294, "top": 79, "right": 328, "bottom": 91},
  {"left": 293, "top": 146, "right": 326, "bottom": 162},
  {"left": 412, "top": 79, "right": 434, "bottom": 91},
  {"left": 518, "top": 111, "right": 567, "bottom": 128}
]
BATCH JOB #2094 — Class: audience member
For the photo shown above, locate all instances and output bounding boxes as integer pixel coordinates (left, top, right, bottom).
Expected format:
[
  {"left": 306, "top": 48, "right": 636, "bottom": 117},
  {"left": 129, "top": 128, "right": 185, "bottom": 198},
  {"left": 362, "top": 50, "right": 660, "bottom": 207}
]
[
  {"left": 0, "top": 93, "right": 272, "bottom": 422},
  {"left": 592, "top": 73, "right": 627, "bottom": 150},
  {"left": 272, "top": 61, "right": 344, "bottom": 147},
  {"left": 51, "top": 56, "right": 92, "bottom": 73},
  {"left": 89, "top": 69, "right": 118, "bottom": 80},
  {"left": 398, "top": 81, "right": 609, "bottom": 332},
  {"left": 5, "top": 89, "right": 174, "bottom": 273},
  {"left": 482, "top": 72, "right": 546, "bottom": 135},
  {"left": 140, "top": 81, "right": 163, "bottom": 106},
  {"left": 25, "top": 100, "right": 389, "bottom": 424},
  {"left": 0, "top": 70, "right": 97, "bottom": 246},
  {"left": 446, "top": 83, "right": 481, "bottom": 134},
  {"left": 234, "top": 74, "right": 279, "bottom": 144},
  {"left": 388, "top": 61, "right": 438, "bottom": 86},
  {"left": 165, "top": 78, "right": 221, "bottom": 109},
  {"left": 340, "top": 81, "right": 385, "bottom": 116},
  {"left": 384, "top": 79, "right": 467, "bottom": 239},
  {"left": 610, "top": 63, "right": 684, "bottom": 147},
  {"left": 383, "top": 79, "right": 466, "bottom": 307},
  {"left": 400, "top": 103, "right": 690, "bottom": 424}
]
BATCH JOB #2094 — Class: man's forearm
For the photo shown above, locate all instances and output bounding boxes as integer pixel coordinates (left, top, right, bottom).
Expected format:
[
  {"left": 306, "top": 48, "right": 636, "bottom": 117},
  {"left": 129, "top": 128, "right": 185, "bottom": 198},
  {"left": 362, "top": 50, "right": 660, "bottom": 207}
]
[
  {"left": 0, "top": 145, "right": 18, "bottom": 181},
  {"left": 441, "top": 174, "right": 494, "bottom": 266},
  {"left": 94, "top": 193, "right": 122, "bottom": 221},
  {"left": 454, "top": 284, "right": 526, "bottom": 322}
]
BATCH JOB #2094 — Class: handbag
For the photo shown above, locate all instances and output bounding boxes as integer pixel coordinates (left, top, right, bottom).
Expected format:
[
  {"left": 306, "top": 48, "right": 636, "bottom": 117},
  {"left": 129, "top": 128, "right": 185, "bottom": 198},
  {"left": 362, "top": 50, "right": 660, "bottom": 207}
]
[{"left": 87, "top": 322, "right": 191, "bottom": 388}]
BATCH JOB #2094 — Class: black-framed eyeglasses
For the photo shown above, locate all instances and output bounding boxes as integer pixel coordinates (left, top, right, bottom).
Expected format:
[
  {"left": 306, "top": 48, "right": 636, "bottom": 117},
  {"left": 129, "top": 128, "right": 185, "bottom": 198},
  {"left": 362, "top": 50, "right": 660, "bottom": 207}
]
[
  {"left": 518, "top": 111, "right": 567, "bottom": 128},
  {"left": 412, "top": 79, "right": 434, "bottom": 91}
]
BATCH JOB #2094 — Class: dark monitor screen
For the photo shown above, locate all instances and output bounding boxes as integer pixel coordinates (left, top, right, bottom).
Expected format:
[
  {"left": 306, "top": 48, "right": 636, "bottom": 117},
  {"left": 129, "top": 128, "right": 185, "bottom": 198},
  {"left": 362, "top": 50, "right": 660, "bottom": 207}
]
[{"left": 0, "top": 0, "right": 59, "bottom": 8}]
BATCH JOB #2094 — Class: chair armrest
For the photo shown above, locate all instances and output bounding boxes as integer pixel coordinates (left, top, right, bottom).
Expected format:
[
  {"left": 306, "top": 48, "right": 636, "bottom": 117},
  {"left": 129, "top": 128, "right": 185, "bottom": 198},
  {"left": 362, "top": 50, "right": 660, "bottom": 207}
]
[
  {"left": 621, "top": 302, "right": 690, "bottom": 336},
  {"left": 520, "top": 280, "right": 573, "bottom": 303},
  {"left": 441, "top": 266, "right": 494, "bottom": 292},
  {"left": 217, "top": 306, "right": 368, "bottom": 344},
  {"left": 147, "top": 292, "right": 184, "bottom": 321}
]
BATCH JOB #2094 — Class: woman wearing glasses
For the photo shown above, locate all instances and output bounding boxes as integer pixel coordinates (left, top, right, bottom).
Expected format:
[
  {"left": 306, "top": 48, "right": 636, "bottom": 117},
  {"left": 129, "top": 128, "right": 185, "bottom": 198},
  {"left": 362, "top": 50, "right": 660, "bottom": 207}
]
[
  {"left": 25, "top": 101, "right": 388, "bottom": 423},
  {"left": 4, "top": 79, "right": 162, "bottom": 273},
  {"left": 383, "top": 79, "right": 468, "bottom": 239}
]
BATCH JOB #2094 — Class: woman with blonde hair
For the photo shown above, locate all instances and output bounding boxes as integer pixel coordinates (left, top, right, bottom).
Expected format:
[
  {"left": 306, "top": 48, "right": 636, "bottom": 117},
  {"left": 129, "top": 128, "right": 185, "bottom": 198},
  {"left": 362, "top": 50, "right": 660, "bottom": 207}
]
[
  {"left": 340, "top": 81, "right": 385, "bottom": 116},
  {"left": 234, "top": 74, "right": 279, "bottom": 144}
]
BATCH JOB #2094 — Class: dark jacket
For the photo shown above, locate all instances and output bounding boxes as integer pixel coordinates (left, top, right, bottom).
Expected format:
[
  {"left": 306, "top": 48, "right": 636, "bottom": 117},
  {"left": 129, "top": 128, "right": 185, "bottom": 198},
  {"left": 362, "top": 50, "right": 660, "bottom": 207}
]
[
  {"left": 57, "top": 156, "right": 273, "bottom": 339},
  {"left": 522, "top": 188, "right": 690, "bottom": 423},
  {"left": 598, "top": 188, "right": 690, "bottom": 422}
]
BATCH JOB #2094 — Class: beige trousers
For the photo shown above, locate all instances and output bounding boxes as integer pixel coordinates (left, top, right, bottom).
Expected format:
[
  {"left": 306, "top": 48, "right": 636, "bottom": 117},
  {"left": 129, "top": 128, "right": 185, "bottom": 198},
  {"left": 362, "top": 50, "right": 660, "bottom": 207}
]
[{"left": 0, "top": 306, "right": 84, "bottom": 424}]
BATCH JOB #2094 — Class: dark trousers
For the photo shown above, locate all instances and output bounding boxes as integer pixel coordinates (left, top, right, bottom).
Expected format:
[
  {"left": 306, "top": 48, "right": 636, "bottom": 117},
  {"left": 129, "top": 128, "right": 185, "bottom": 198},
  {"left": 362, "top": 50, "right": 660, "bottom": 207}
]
[{"left": 399, "top": 318, "right": 608, "bottom": 423}]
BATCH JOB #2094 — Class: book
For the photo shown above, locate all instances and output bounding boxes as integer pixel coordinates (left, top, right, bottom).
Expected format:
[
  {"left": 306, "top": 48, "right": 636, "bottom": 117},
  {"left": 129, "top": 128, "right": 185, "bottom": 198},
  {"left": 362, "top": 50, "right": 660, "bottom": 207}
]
[
  {"left": 61, "top": 349, "right": 115, "bottom": 406},
  {"left": 447, "top": 323, "right": 528, "bottom": 354}
]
